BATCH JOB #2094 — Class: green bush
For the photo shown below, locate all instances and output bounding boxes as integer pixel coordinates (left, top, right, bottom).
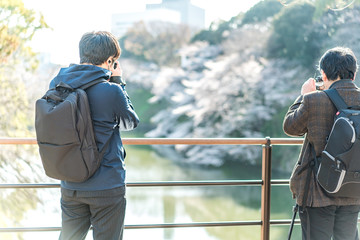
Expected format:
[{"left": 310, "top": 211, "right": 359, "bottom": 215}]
[
  {"left": 191, "top": 0, "right": 282, "bottom": 45},
  {"left": 267, "top": 2, "right": 318, "bottom": 65},
  {"left": 241, "top": 0, "right": 283, "bottom": 25},
  {"left": 191, "top": 20, "right": 232, "bottom": 45}
]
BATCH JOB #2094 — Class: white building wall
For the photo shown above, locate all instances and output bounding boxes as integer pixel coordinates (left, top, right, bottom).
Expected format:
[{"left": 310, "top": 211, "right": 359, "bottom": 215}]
[
  {"left": 187, "top": 4, "right": 205, "bottom": 29},
  {"left": 146, "top": 0, "right": 205, "bottom": 29},
  {"left": 111, "top": 9, "right": 181, "bottom": 37}
]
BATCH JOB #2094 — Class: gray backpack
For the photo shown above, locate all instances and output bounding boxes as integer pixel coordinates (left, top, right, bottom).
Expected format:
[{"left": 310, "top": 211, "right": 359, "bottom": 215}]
[
  {"left": 316, "top": 88, "right": 360, "bottom": 197},
  {"left": 35, "top": 79, "right": 109, "bottom": 182}
]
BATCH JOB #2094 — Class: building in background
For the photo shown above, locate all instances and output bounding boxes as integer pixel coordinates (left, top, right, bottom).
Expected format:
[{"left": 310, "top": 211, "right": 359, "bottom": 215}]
[
  {"left": 111, "top": 9, "right": 181, "bottom": 37},
  {"left": 146, "top": 0, "right": 205, "bottom": 29},
  {"left": 111, "top": 0, "right": 205, "bottom": 37}
]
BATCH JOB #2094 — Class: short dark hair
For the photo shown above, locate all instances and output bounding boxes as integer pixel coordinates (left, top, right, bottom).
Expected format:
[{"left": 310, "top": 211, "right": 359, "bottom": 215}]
[
  {"left": 79, "top": 31, "right": 121, "bottom": 65},
  {"left": 319, "top": 47, "right": 358, "bottom": 80}
]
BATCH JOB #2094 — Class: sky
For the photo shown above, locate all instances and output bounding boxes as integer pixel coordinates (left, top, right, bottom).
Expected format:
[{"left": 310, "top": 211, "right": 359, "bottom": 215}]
[{"left": 22, "top": 0, "right": 260, "bottom": 64}]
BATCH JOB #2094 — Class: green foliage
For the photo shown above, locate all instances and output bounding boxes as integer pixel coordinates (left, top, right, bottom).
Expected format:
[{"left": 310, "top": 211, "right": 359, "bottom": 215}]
[
  {"left": 261, "top": 106, "right": 289, "bottom": 138},
  {"left": 120, "top": 21, "right": 191, "bottom": 66},
  {"left": 241, "top": 0, "right": 283, "bottom": 25},
  {"left": 267, "top": 1, "right": 319, "bottom": 65},
  {"left": 191, "top": 19, "right": 233, "bottom": 45},
  {"left": 266, "top": 0, "right": 360, "bottom": 66},
  {"left": 0, "top": 71, "right": 31, "bottom": 137},
  {"left": 0, "top": 0, "right": 49, "bottom": 68},
  {"left": 305, "top": 0, "right": 360, "bottom": 17},
  {"left": 0, "top": 0, "right": 48, "bottom": 137},
  {"left": 280, "top": 0, "right": 360, "bottom": 18},
  {"left": 191, "top": 0, "right": 282, "bottom": 45},
  {"left": 0, "top": 0, "right": 48, "bottom": 234},
  {"left": 124, "top": 84, "right": 169, "bottom": 136},
  {"left": 0, "top": 0, "right": 48, "bottom": 138}
]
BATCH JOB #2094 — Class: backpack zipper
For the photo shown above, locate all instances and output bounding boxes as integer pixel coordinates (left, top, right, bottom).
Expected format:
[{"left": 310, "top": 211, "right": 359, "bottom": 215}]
[{"left": 334, "top": 117, "right": 356, "bottom": 143}]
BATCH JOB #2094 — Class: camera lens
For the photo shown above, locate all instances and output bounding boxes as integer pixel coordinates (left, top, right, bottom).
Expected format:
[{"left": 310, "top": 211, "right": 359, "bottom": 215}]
[
  {"left": 315, "top": 76, "right": 323, "bottom": 86},
  {"left": 315, "top": 76, "right": 324, "bottom": 90}
]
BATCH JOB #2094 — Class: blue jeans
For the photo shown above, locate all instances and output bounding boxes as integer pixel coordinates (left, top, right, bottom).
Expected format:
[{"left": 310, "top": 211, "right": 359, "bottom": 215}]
[
  {"left": 59, "top": 186, "right": 126, "bottom": 240},
  {"left": 299, "top": 205, "right": 360, "bottom": 240}
]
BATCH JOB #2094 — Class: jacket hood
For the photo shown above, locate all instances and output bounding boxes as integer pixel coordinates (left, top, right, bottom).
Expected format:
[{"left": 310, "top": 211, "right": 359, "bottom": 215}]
[{"left": 49, "top": 64, "right": 111, "bottom": 89}]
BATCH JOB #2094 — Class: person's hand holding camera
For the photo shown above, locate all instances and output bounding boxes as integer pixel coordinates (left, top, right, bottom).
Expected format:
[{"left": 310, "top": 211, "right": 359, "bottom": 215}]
[
  {"left": 301, "top": 78, "right": 317, "bottom": 95},
  {"left": 109, "top": 60, "right": 126, "bottom": 86},
  {"left": 111, "top": 60, "right": 122, "bottom": 76}
]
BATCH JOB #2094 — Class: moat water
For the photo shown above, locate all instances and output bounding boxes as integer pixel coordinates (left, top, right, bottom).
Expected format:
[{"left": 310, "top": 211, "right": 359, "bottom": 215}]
[{"left": 5, "top": 145, "right": 303, "bottom": 240}]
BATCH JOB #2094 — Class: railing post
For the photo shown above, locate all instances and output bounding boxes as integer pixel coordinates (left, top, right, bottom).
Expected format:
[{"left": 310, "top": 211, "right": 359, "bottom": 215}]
[{"left": 261, "top": 137, "right": 272, "bottom": 240}]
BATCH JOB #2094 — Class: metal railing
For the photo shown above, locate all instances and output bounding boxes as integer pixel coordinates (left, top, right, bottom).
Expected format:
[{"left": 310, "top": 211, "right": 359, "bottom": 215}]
[{"left": 0, "top": 137, "right": 304, "bottom": 240}]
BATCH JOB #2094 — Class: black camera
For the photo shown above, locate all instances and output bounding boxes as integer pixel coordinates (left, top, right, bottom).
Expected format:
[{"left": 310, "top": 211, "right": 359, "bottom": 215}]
[{"left": 315, "top": 76, "right": 324, "bottom": 90}]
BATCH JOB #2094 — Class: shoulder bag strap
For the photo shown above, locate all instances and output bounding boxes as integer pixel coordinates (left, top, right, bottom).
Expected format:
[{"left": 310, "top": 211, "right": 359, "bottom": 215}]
[
  {"left": 288, "top": 143, "right": 317, "bottom": 239},
  {"left": 80, "top": 78, "right": 107, "bottom": 90},
  {"left": 81, "top": 77, "right": 111, "bottom": 159},
  {"left": 324, "top": 88, "right": 348, "bottom": 110}
]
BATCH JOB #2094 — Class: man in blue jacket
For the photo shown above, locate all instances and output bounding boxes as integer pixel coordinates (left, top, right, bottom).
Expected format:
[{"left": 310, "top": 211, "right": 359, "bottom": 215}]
[{"left": 50, "top": 31, "right": 139, "bottom": 240}]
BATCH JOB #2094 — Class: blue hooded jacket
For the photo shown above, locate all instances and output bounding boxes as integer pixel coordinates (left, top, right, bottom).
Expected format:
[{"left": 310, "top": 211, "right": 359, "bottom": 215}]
[{"left": 49, "top": 64, "right": 139, "bottom": 191}]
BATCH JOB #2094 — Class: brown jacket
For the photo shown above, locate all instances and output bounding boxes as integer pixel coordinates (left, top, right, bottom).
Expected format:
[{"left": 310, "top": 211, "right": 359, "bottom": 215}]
[{"left": 283, "top": 79, "right": 360, "bottom": 207}]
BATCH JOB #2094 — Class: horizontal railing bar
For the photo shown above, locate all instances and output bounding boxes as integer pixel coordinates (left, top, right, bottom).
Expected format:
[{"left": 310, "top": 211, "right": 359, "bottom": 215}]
[
  {"left": 0, "top": 184, "right": 60, "bottom": 188},
  {"left": 0, "top": 137, "right": 304, "bottom": 145},
  {"left": 0, "top": 180, "right": 291, "bottom": 189},
  {"left": 126, "top": 138, "right": 268, "bottom": 145},
  {"left": 0, "top": 138, "right": 37, "bottom": 145},
  {"left": 126, "top": 221, "right": 262, "bottom": 229},
  {"left": 0, "top": 227, "right": 61, "bottom": 233},
  {"left": 268, "top": 138, "right": 304, "bottom": 145},
  {"left": 271, "top": 218, "right": 360, "bottom": 225},
  {"left": 270, "top": 219, "right": 301, "bottom": 225},
  {"left": 1, "top": 218, "right": 359, "bottom": 232},
  {"left": 0, "top": 181, "right": 261, "bottom": 189},
  {"left": 0, "top": 221, "right": 262, "bottom": 233},
  {"left": 271, "top": 179, "right": 290, "bottom": 185},
  {"left": 7, "top": 219, "right": 360, "bottom": 232},
  {"left": 127, "top": 180, "right": 262, "bottom": 187}
]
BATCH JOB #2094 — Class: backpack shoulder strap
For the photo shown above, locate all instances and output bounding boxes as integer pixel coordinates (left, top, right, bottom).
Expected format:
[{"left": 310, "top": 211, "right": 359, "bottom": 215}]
[
  {"left": 324, "top": 88, "right": 348, "bottom": 110},
  {"left": 80, "top": 78, "right": 107, "bottom": 90}
]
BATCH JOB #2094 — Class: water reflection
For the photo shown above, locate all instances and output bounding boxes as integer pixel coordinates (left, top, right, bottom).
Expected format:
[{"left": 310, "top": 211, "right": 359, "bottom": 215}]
[{"left": 124, "top": 146, "right": 299, "bottom": 240}]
